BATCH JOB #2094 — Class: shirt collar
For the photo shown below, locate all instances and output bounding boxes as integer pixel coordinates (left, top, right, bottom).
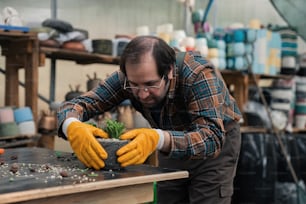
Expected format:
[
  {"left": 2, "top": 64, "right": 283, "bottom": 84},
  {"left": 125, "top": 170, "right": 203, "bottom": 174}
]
[{"left": 167, "top": 63, "right": 179, "bottom": 100}]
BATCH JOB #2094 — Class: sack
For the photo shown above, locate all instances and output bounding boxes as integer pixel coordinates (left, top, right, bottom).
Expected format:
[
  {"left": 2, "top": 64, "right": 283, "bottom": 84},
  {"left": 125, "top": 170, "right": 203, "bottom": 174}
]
[{"left": 42, "top": 18, "right": 73, "bottom": 33}]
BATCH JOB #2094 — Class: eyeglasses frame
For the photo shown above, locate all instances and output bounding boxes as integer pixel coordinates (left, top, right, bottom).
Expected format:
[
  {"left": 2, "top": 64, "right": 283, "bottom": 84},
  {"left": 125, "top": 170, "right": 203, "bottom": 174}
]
[{"left": 123, "top": 75, "right": 165, "bottom": 92}]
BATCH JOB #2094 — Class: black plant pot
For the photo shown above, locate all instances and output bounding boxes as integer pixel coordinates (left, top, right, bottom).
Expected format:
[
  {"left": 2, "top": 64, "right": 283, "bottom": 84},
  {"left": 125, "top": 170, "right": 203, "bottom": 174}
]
[{"left": 97, "top": 138, "right": 129, "bottom": 170}]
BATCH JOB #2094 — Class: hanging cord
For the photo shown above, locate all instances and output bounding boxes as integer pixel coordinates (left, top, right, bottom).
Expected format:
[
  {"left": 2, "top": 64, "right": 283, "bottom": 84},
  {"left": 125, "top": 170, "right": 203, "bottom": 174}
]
[
  {"left": 246, "top": 53, "right": 299, "bottom": 184},
  {"left": 201, "top": 0, "right": 214, "bottom": 27}
]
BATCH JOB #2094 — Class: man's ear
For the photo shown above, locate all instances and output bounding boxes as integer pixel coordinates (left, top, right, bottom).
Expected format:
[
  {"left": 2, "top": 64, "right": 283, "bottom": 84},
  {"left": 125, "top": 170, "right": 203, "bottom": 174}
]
[{"left": 167, "top": 64, "right": 174, "bottom": 80}]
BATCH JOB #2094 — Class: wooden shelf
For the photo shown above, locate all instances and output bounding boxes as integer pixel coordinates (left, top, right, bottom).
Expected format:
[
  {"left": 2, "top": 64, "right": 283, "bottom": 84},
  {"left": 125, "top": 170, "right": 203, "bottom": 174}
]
[
  {"left": 40, "top": 47, "right": 120, "bottom": 65},
  {"left": 292, "top": 128, "right": 306, "bottom": 133},
  {"left": 240, "top": 126, "right": 268, "bottom": 133},
  {"left": 220, "top": 70, "right": 294, "bottom": 80},
  {"left": 240, "top": 126, "right": 306, "bottom": 134}
]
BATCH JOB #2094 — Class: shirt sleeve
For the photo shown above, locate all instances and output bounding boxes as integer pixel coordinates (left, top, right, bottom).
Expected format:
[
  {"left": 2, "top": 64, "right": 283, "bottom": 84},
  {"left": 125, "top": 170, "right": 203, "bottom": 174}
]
[{"left": 56, "top": 71, "right": 127, "bottom": 138}]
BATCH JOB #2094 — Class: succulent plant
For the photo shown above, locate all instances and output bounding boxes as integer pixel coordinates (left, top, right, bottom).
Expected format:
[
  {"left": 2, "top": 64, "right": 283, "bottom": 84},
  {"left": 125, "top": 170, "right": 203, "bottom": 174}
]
[{"left": 103, "top": 119, "right": 125, "bottom": 139}]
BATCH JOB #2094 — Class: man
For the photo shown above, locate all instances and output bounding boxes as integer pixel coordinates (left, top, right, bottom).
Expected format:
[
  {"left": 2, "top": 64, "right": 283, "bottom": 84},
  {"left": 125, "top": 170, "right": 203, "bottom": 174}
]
[{"left": 57, "top": 35, "right": 242, "bottom": 204}]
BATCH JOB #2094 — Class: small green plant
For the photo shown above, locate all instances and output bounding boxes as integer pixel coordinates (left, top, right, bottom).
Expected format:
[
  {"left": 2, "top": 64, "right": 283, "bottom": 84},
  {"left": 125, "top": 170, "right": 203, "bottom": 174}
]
[{"left": 103, "top": 119, "right": 125, "bottom": 139}]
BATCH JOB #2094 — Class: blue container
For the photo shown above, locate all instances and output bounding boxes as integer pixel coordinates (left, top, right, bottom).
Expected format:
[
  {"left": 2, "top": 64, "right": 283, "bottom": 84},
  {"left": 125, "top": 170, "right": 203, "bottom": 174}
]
[{"left": 14, "top": 107, "right": 33, "bottom": 124}]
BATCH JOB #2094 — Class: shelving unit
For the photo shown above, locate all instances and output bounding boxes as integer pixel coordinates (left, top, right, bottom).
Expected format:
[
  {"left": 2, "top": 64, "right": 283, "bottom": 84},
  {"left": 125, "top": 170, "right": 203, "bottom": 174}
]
[
  {"left": 0, "top": 30, "right": 46, "bottom": 147},
  {"left": 0, "top": 134, "right": 40, "bottom": 148},
  {"left": 39, "top": 47, "right": 120, "bottom": 106},
  {"left": 220, "top": 69, "right": 294, "bottom": 114},
  {"left": 0, "top": 29, "right": 44, "bottom": 123},
  {"left": 221, "top": 69, "right": 306, "bottom": 134}
]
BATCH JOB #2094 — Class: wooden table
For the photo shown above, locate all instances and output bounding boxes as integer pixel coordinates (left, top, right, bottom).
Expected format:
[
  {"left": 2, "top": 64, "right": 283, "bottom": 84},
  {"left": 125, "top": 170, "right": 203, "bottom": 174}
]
[
  {"left": 0, "top": 147, "right": 188, "bottom": 204},
  {"left": 0, "top": 29, "right": 42, "bottom": 123}
]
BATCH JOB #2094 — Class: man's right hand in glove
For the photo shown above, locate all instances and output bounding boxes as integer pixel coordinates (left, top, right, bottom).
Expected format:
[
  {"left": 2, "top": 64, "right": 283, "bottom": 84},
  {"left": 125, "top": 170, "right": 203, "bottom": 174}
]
[{"left": 64, "top": 119, "right": 109, "bottom": 170}]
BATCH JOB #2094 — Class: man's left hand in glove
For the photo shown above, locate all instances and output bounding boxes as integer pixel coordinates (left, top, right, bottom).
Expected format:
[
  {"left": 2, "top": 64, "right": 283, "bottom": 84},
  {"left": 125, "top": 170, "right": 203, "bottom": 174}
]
[{"left": 116, "top": 128, "right": 168, "bottom": 167}]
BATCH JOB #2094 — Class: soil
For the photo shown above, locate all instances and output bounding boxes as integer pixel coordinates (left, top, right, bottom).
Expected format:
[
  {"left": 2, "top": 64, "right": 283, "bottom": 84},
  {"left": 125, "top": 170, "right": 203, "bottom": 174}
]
[
  {"left": 0, "top": 157, "right": 99, "bottom": 188},
  {"left": 97, "top": 138, "right": 129, "bottom": 170}
]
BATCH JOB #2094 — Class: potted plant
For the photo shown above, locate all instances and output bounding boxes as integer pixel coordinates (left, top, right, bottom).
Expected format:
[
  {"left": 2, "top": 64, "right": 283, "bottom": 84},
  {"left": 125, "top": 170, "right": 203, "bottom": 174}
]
[{"left": 97, "top": 119, "right": 129, "bottom": 170}]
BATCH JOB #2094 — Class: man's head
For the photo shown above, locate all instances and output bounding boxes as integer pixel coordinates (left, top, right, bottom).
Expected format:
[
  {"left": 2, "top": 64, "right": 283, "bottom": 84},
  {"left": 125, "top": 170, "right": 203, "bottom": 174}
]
[
  {"left": 120, "top": 36, "right": 176, "bottom": 77},
  {"left": 120, "top": 36, "right": 176, "bottom": 108}
]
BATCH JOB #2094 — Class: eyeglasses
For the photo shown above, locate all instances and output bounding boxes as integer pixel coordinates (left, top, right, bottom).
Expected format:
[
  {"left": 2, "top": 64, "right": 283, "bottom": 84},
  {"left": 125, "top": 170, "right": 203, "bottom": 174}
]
[{"left": 124, "top": 76, "right": 165, "bottom": 92}]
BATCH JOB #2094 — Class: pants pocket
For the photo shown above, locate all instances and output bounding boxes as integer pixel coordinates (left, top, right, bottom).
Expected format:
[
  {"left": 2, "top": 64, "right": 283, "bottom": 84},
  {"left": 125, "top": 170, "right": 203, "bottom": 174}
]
[{"left": 220, "top": 184, "right": 233, "bottom": 198}]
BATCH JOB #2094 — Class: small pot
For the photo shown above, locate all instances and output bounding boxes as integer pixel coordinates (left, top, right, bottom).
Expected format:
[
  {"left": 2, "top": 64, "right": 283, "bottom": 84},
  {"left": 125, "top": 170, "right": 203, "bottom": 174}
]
[
  {"left": 97, "top": 138, "right": 129, "bottom": 170},
  {"left": 86, "top": 72, "right": 101, "bottom": 91},
  {"left": 65, "top": 84, "right": 84, "bottom": 101}
]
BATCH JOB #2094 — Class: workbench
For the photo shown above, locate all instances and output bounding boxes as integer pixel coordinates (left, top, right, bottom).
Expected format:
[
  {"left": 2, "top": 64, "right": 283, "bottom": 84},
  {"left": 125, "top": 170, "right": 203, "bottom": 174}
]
[
  {"left": 0, "top": 147, "right": 188, "bottom": 204},
  {"left": 0, "top": 29, "right": 42, "bottom": 123}
]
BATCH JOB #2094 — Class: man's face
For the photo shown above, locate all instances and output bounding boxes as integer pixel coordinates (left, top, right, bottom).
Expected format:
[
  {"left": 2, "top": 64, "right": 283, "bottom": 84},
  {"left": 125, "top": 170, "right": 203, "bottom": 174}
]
[{"left": 125, "top": 53, "right": 171, "bottom": 108}]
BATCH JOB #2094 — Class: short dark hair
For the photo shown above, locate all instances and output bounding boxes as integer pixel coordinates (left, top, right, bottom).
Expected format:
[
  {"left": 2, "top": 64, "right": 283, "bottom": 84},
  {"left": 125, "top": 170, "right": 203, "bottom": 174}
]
[{"left": 120, "top": 36, "right": 176, "bottom": 78}]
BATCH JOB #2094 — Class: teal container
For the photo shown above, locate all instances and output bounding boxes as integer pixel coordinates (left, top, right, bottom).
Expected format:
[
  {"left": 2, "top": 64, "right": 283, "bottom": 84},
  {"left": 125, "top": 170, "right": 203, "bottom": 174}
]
[{"left": 295, "top": 104, "right": 306, "bottom": 114}]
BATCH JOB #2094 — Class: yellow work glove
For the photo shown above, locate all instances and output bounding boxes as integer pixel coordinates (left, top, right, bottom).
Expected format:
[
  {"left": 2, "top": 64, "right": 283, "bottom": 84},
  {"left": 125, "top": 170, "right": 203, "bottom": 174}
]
[
  {"left": 117, "top": 128, "right": 162, "bottom": 167},
  {"left": 67, "top": 121, "right": 109, "bottom": 170}
]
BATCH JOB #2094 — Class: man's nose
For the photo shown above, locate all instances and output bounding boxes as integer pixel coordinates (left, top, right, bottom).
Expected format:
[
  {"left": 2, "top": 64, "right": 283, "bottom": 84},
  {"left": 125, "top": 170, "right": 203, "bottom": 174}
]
[{"left": 137, "top": 88, "right": 150, "bottom": 99}]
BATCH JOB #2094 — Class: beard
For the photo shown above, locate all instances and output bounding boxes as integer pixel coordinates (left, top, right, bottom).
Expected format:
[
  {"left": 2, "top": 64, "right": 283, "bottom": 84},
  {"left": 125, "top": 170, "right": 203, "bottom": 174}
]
[{"left": 137, "top": 95, "right": 164, "bottom": 108}]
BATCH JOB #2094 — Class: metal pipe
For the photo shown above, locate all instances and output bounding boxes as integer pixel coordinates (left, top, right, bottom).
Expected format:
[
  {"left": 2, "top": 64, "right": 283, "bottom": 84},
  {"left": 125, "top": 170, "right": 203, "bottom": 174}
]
[
  {"left": 50, "top": 59, "right": 56, "bottom": 103},
  {"left": 50, "top": 0, "right": 57, "bottom": 19},
  {"left": 50, "top": 0, "right": 57, "bottom": 107}
]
